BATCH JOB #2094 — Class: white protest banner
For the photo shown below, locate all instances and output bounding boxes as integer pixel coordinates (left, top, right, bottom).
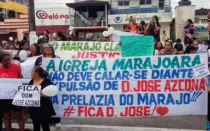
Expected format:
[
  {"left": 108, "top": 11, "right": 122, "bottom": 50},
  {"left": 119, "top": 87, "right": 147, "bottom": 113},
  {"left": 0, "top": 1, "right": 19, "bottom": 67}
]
[
  {"left": 193, "top": 63, "right": 210, "bottom": 79},
  {"left": 20, "top": 41, "right": 120, "bottom": 78},
  {"left": 197, "top": 44, "right": 208, "bottom": 53},
  {"left": 12, "top": 85, "right": 41, "bottom": 107},
  {"left": 43, "top": 53, "right": 208, "bottom": 118},
  {"left": 0, "top": 79, "right": 30, "bottom": 99},
  {"left": 20, "top": 56, "right": 40, "bottom": 79},
  {"left": 51, "top": 41, "right": 120, "bottom": 59}
]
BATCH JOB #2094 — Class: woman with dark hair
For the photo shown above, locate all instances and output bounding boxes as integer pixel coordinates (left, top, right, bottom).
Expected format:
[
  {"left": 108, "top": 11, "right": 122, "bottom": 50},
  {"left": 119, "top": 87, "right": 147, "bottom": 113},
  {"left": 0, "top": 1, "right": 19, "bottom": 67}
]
[
  {"left": 14, "top": 40, "right": 29, "bottom": 61},
  {"left": 155, "top": 41, "right": 163, "bottom": 52},
  {"left": 56, "top": 31, "right": 66, "bottom": 41},
  {"left": 145, "top": 15, "right": 161, "bottom": 42},
  {"left": 29, "top": 43, "right": 42, "bottom": 57},
  {"left": 123, "top": 24, "right": 129, "bottom": 32},
  {"left": 34, "top": 43, "right": 61, "bottom": 128},
  {"left": 29, "top": 66, "right": 56, "bottom": 131},
  {"left": 184, "top": 19, "right": 196, "bottom": 46},
  {"left": 14, "top": 39, "right": 20, "bottom": 50},
  {"left": 139, "top": 20, "right": 145, "bottom": 35},
  {"left": 0, "top": 51, "right": 25, "bottom": 131},
  {"left": 184, "top": 45, "right": 197, "bottom": 54}
]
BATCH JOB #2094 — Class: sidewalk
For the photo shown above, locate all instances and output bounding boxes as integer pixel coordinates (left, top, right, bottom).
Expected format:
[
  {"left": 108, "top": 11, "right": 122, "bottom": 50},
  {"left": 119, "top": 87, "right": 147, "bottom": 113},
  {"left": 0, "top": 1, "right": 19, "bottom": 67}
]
[{"left": 11, "top": 124, "right": 204, "bottom": 131}]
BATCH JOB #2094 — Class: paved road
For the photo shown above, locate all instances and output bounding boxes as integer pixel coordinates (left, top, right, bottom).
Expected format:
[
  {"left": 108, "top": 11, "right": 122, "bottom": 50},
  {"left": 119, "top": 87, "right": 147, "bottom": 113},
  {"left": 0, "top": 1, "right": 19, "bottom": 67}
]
[
  {"left": 12, "top": 124, "right": 205, "bottom": 131},
  {"left": 10, "top": 115, "right": 207, "bottom": 130},
  {"left": 61, "top": 116, "right": 207, "bottom": 130}
]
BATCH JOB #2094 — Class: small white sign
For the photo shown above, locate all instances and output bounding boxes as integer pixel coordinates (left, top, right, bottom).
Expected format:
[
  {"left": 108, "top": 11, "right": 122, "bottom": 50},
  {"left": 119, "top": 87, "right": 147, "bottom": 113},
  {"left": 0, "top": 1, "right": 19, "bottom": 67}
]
[
  {"left": 12, "top": 85, "right": 41, "bottom": 107},
  {"left": 197, "top": 45, "right": 208, "bottom": 54},
  {"left": 193, "top": 63, "right": 210, "bottom": 79}
]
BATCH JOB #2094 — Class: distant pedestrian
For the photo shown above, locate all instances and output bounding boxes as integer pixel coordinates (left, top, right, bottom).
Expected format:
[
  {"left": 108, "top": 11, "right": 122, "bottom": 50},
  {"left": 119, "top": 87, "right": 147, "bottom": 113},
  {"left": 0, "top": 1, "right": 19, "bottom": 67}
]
[{"left": 184, "top": 19, "right": 196, "bottom": 46}]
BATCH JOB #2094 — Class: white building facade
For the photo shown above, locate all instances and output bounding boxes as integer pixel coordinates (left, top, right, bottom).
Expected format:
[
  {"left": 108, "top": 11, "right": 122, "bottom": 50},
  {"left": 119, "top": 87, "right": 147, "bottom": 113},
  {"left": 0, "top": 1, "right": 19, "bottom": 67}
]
[
  {"left": 108, "top": 0, "right": 172, "bottom": 37},
  {"left": 194, "top": 8, "right": 210, "bottom": 41}
]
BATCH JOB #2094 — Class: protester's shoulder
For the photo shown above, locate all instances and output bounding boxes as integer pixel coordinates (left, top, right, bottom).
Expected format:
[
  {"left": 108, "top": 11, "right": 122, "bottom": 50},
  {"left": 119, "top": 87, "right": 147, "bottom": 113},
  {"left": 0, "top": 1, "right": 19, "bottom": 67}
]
[
  {"left": 10, "top": 63, "right": 20, "bottom": 68},
  {"left": 36, "top": 56, "right": 42, "bottom": 60},
  {"left": 29, "top": 80, "right": 33, "bottom": 85},
  {"left": 35, "top": 56, "right": 42, "bottom": 66}
]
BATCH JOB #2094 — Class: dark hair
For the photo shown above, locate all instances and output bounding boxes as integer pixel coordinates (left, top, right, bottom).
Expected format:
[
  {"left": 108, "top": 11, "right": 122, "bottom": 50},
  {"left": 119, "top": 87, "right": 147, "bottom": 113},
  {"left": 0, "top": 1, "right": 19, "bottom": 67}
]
[
  {"left": 153, "top": 15, "right": 160, "bottom": 27},
  {"left": 18, "top": 40, "right": 28, "bottom": 54},
  {"left": 176, "top": 38, "right": 181, "bottom": 43},
  {"left": 44, "top": 30, "right": 49, "bottom": 34},
  {"left": 0, "top": 51, "right": 10, "bottom": 62},
  {"left": 57, "top": 31, "right": 66, "bottom": 41},
  {"left": 30, "top": 43, "right": 42, "bottom": 57},
  {"left": 37, "top": 37, "right": 45, "bottom": 45},
  {"left": 155, "top": 42, "right": 163, "bottom": 49},
  {"left": 44, "top": 34, "right": 49, "bottom": 42},
  {"left": 140, "top": 20, "right": 146, "bottom": 26},
  {"left": 184, "top": 45, "right": 197, "bottom": 54},
  {"left": 187, "top": 19, "right": 193, "bottom": 24},
  {"left": 33, "top": 66, "right": 49, "bottom": 78}
]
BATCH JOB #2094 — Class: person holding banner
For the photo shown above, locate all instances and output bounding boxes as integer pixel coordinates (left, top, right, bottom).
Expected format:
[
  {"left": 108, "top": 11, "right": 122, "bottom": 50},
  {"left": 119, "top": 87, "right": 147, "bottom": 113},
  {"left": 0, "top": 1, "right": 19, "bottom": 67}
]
[
  {"left": 35, "top": 43, "right": 58, "bottom": 66},
  {"left": 14, "top": 40, "right": 29, "bottom": 61},
  {"left": 0, "top": 51, "right": 25, "bottom": 131},
  {"left": 29, "top": 44, "right": 42, "bottom": 57},
  {"left": 184, "top": 45, "right": 197, "bottom": 54},
  {"left": 155, "top": 41, "right": 164, "bottom": 52},
  {"left": 29, "top": 66, "right": 56, "bottom": 131},
  {"left": 34, "top": 43, "right": 61, "bottom": 128},
  {"left": 159, "top": 40, "right": 175, "bottom": 55}
]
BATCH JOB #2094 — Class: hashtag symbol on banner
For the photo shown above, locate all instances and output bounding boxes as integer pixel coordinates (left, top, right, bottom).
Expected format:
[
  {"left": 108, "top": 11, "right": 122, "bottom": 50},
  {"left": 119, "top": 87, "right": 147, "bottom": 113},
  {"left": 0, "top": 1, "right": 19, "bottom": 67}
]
[
  {"left": 190, "top": 92, "right": 203, "bottom": 102},
  {"left": 63, "top": 106, "right": 75, "bottom": 117}
]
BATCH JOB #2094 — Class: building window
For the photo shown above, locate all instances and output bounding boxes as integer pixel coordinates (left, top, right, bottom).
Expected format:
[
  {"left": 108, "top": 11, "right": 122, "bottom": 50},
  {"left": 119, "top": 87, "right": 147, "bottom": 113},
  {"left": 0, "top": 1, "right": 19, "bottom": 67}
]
[
  {"left": 118, "top": 1, "right": 129, "bottom": 6},
  {"left": 194, "top": 19, "right": 199, "bottom": 24},
  {"left": 140, "top": 0, "right": 151, "bottom": 5},
  {"left": 159, "top": 0, "right": 165, "bottom": 10},
  {"left": 0, "top": 8, "right": 5, "bottom": 21},
  {"left": 7, "top": 10, "right": 16, "bottom": 18}
]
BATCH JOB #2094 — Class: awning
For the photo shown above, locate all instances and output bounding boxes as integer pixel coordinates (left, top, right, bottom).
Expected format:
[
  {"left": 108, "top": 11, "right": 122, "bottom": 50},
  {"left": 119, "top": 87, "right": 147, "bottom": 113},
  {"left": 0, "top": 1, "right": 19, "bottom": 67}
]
[
  {"left": 66, "top": 1, "right": 110, "bottom": 8},
  {"left": 36, "top": 26, "right": 69, "bottom": 34},
  {"left": 72, "top": 27, "right": 107, "bottom": 33}
]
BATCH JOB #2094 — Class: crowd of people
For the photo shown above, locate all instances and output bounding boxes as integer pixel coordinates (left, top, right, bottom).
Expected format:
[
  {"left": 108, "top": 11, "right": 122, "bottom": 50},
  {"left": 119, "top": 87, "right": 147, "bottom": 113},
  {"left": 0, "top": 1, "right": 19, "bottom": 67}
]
[
  {"left": 0, "top": 31, "right": 64, "bottom": 131},
  {"left": 0, "top": 14, "right": 209, "bottom": 131},
  {"left": 123, "top": 15, "right": 210, "bottom": 56}
]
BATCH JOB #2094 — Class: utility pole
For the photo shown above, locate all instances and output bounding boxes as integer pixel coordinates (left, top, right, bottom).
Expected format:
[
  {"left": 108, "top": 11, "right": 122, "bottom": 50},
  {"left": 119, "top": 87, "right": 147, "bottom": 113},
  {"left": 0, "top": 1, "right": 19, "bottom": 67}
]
[{"left": 29, "top": 0, "right": 36, "bottom": 31}]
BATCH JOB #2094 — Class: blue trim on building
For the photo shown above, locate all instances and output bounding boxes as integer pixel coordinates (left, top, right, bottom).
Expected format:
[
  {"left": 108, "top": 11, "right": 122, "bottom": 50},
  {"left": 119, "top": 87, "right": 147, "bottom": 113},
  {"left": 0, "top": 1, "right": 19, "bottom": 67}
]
[{"left": 111, "top": 7, "right": 171, "bottom": 14}]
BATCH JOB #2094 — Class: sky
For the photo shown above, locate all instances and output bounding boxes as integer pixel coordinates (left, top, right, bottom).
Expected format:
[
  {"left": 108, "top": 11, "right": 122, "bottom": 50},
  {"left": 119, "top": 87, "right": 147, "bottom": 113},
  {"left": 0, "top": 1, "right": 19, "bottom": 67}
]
[{"left": 171, "top": 0, "right": 210, "bottom": 15}]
